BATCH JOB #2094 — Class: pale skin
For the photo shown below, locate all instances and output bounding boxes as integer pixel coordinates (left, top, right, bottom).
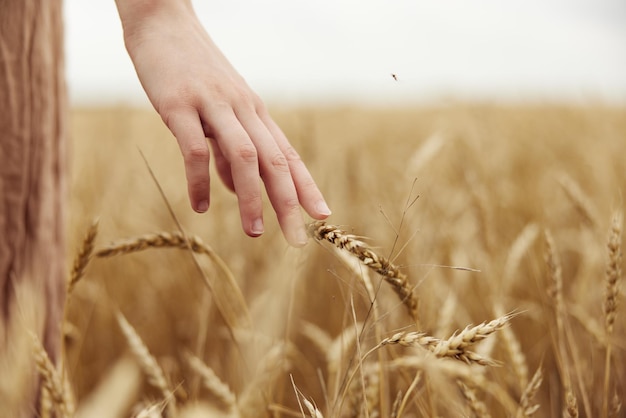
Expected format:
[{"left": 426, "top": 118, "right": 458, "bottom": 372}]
[{"left": 114, "top": 0, "right": 330, "bottom": 247}]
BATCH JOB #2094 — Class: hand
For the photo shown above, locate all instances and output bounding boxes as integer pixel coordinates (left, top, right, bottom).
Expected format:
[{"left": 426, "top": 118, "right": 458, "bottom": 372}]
[{"left": 115, "top": 0, "right": 330, "bottom": 247}]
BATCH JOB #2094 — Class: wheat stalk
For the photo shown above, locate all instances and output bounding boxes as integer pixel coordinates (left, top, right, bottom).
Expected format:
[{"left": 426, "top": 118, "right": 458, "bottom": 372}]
[
  {"left": 517, "top": 366, "right": 543, "bottom": 418},
  {"left": 609, "top": 392, "right": 622, "bottom": 418},
  {"left": 31, "top": 333, "right": 74, "bottom": 418},
  {"left": 458, "top": 381, "right": 491, "bottom": 418},
  {"left": 116, "top": 312, "right": 176, "bottom": 417},
  {"left": 495, "top": 304, "right": 528, "bottom": 390},
  {"left": 604, "top": 211, "right": 622, "bottom": 335},
  {"left": 67, "top": 218, "right": 99, "bottom": 294},
  {"left": 603, "top": 211, "right": 622, "bottom": 418},
  {"left": 556, "top": 173, "right": 601, "bottom": 228},
  {"left": 95, "top": 231, "right": 212, "bottom": 258},
  {"left": 307, "top": 221, "right": 419, "bottom": 324},
  {"left": 186, "top": 353, "right": 237, "bottom": 413},
  {"left": 563, "top": 389, "right": 578, "bottom": 418},
  {"left": 97, "top": 230, "right": 252, "bottom": 335},
  {"left": 380, "top": 314, "right": 512, "bottom": 366}
]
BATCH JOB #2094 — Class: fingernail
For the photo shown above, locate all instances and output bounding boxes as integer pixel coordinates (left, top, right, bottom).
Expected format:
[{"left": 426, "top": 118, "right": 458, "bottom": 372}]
[
  {"left": 293, "top": 227, "right": 308, "bottom": 247},
  {"left": 316, "top": 200, "right": 332, "bottom": 216},
  {"left": 251, "top": 218, "right": 264, "bottom": 236},
  {"left": 197, "top": 200, "right": 209, "bottom": 213}
]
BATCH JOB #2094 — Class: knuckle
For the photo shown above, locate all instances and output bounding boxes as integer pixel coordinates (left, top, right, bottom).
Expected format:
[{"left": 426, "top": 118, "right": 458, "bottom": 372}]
[
  {"left": 233, "top": 143, "right": 258, "bottom": 164},
  {"left": 189, "top": 177, "right": 210, "bottom": 194},
  {"left": 282, "top": 146, "right": 301, "bottom": 163},
  {"left": 280, "top": 196, "right": 301, "bottom": 213},
  {"left": 269, "top": 153, "right": 290, "bottom": 173},
  {"left": 238, "top": 190, "right": 262, "bottom": 207},
  {"left": 299, "top": 176, "right": 318, "bottom": 191},
  {"left": 229, "top": 87, "right": 255, "bottom": 108},
  {"left": 185, "top": 144, "right": 210, "bottom": 164}
]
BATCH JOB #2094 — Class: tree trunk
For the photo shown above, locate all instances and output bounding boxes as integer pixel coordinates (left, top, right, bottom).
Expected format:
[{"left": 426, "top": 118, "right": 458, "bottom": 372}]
[{"left": 0, "top": 0, "right": 67, "bottom": 416}]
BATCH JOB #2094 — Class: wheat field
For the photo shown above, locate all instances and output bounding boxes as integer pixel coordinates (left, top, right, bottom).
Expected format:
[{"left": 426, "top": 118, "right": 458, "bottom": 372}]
[{"left": 35, "top": 103, "right": 626, "bottom": 417}]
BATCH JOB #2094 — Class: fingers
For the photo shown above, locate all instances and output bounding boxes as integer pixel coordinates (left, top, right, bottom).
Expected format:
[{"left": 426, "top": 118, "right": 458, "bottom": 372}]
[
  {"left": 206, "top": 107, "right": 265, "bottom": 238},
  {"left": 208, "top": 141, "right": 235, "bottom": 192},
  {"left": 171, "top": 101, "right": 330, "bottom": 247},
  {"left": 167, "top": 109, "right": 212, "bottom": 213},
  {"left": 235, "top": 112, "right": 308, "bottom": 247},
  {"left": 260, "top": 112, "right": 331, "bottom": 220}
]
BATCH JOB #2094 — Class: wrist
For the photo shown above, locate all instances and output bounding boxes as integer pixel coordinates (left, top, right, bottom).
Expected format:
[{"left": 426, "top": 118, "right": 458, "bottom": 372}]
[{"left": 115, "top": 0, "right": 196, "bottom": 49}]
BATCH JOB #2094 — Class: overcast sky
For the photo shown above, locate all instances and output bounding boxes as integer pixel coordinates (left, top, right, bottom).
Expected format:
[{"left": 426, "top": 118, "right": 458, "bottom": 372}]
[{"left": 64, "top": 0, "right": 626, "bottom": 106}]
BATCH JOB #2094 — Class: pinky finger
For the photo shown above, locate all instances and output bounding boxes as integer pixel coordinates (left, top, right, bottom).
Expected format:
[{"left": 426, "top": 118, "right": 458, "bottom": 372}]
[{"left": 167, "top": 110, "right": 212, "bottom": 212}]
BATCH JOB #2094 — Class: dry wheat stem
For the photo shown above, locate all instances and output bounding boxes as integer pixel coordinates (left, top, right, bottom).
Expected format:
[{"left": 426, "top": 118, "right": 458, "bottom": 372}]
[
  {"left": 116, "top": 312, "right": 177, "bottom": 418},
  {"left": 390, "top": 390, "right": 403, "bottom": 418},
  {"left": 67, "top": 218, "right": 99, "bottom": 294},
  {"left": 380, "top": 314, "right": 512, "bottom": 366},
  {"left": 396, "top": 371, "right": 421, "bottom": 418},
  {"left": 31, "top": 333, "right": 74, "bottom": 418},
  {"left": 307, "top": 221, "right": 419, "bottom": 324}
]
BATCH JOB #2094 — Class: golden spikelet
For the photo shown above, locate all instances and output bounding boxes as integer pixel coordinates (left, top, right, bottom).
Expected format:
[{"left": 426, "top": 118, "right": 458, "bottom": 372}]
[
  {"left": 31, "top": 333, "right": 74, "bottom": 418},
  {"left": 67, "top": 218, "right": 99, "bottom": 294},
  {"left": 495, "top": 304, "right": 528, "bottom": 390},
  {"left": 544, "top": 230, "right": 565, "bottom": 332},
  {"left": 307, "top": 221, "right": 419, "bottom": 324},
  {"left": 517, "top": 366, "right": 543, "bottom": 418},
  {"left": 96, "top": 231, "right": 210, "bottom": 258},
  {"left": 458, "top": 381, "right": 491, "bottom": 418},
  {"left": 380, "top": 314, "right": 512, "bottom": 366},
  {"left": 116, "top": 313, "right": 176, "bottom": 417},
  {"left": 603, "top": 211, "right": 622, "bottom": 418},
  {"left": 556, "top": 173, "right": 601, "bottom": 228},
  {"left": 185, "top": 353, "right": 237, "bottom": 413},
  {"left": 97, "top": 230, "right": 252, "bottom": 332},
  {"left": 604, "top": 211, "right": 622, "bottom": 335},
  {"left": 564, "top": 389, "right": 579, "bottom": 418}
]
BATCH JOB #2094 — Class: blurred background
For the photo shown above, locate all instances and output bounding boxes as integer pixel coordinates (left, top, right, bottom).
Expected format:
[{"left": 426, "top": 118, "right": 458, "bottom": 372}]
[
  {"left": 64, "top": 0, "right": 626, "bottom": 106},
  {"left": 55, "top": 1, "right": 626, "bottom": 417}
]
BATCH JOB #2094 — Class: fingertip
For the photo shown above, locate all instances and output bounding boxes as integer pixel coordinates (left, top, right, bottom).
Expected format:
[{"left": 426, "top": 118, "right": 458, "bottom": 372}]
[
  {"left": 286, "top": 225, "right": 309, "bottom": 248},
  {"left": 314, "top": 200, "right": 332, "bottom": 218},
  {"left": 249, "top": 218, "right": 264, "bottom": 237},
  {"left": 194, "top": 199, "right": 209, "bottom": 213}
]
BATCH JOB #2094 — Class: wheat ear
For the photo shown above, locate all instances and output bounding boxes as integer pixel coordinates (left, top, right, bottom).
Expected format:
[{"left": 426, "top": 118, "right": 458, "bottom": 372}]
[
  {"left": 603, "top": 211, "right": 622, "bottom": 418},
  {"left": 458, "top": 381, "right": 491, "bottom": 418},
  {"left": 564, "top": 389, "right": 579, "bottom": 418},
  {"left": 116, "top": 313, "right": 176, "bottom": 417},
  {"left": 186, "top": 353, "right": 237, "bottom": 412},
  {"left": 31, "top": 333, "right": 74, "bottom": 418},
  {"left": 556, "top": 173, "right": 601, "bottom": 228},
  {"left": 307, "top": 221, "right": 419, "bottom": 324},
  {"left": 67, "top": 218, "right": 99, "bottom": 294},
  {"left": 95, "top": 231, "right": 213, "bottom": 257},
  {"left": 495, "top": 304, "right": 528, "bottom": 390},
  {"left": 381, "top": 314, "right": 512, "bottom": 366},
  {"left": 517, "top": 366, "right": 543, "bottom": 418}
]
